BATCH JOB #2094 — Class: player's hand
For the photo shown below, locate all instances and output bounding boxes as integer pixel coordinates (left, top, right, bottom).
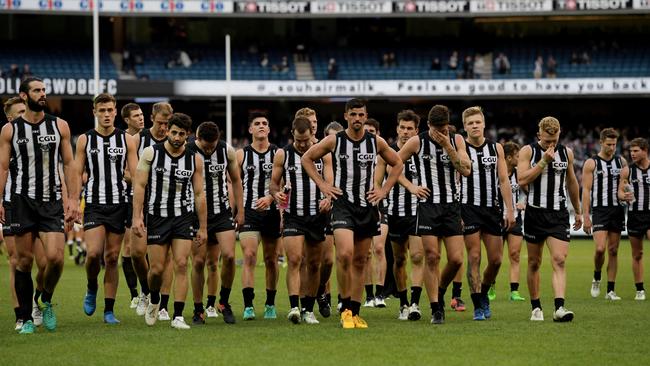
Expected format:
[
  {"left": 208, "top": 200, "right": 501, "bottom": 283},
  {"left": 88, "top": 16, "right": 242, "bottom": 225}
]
[
  {"left": 319, "top": 182, "right": 342, "bottom": 201},
  {"left": 582, "top": 215, "right": 592, "bottom": 235},
  {"left": 431, "top": 129, "right": 452, "bottom": 150},
  {"left": 543, "top": 144, "right": 556, "bottom": 163},
  {"left": 234, "top": 209, "right": 244, "bottom": 228},
  {"left": 319, "top": 198, "right": 331, "bottom": 213},
  {"left": 409, "top": 184, "right": 431, "bottom": 199},
  {"left": 503, "top": 210, "right": 516, "bottom": 232},
  {"left": 623, "top": 190, "right": 635, "bottom": 202},
  {"left": 516, "top": 201, "right": 526, "bottom": 211},
  {"left": 255, "top": 195, "right": 274, "bottom": 212},
  {"left": 195, "top": 228, "right": 207, "bottom": 247},
  {"left": 573, "top": 213, "right": 583, "bottom": 231},
  {"left": 132, "top": 217, "right": 146, "bottom": 238},
  {"left": 65, "top": 198, "right": 81, "bottom": 225},
  {"left": 367, "top": 187, "right": 387, "bottom": 206},
  {"left": 273, "top": 192, "right": 288, "bottom": 207}
]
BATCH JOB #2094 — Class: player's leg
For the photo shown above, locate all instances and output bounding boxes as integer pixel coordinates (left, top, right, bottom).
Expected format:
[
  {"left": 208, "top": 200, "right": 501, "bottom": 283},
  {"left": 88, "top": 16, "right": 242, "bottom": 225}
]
[
  {"left": 204, "top": 243, "right": 221, "bottom": 318},
  {"left": 506, "top": 234, "right": 525, "bottom": 301},
  {"left": 604, "top": 231, "right": 621, "bottom": 299},
  {"left": 239, "top": 231, "right": 260, "bottom": 319},
  {"left": 216, "top": 229, "right": 237, "bottom": 323},
  {"left": 38, "top": 231, "right": 66, "bottom": 331},
  {"left": 262, "top": 235, "right": 280, "bottom": 319},
  {"left": 102, "top": 231, "right": 124, "bottom": 323},
  {"left": 82, "top": 225, "right": 107, "bottom": 316},
  {"left": 372, "top": 223, "right": 388, "bottom": 307},
  {"left": 284, "top": 234, "right": 304, "bottom": 323},
  {"left": 170, "top": 238, "right": 192, "bottom": 329},
  {"left": 547, "top": 237, "right": 573, "bottom": 321},
  {"left": 158, "top": 251, "right": 174, "bottom": 321},
  {"left": 527, "top": 241, "right": 544, "bottom": 321},
  {"left": 480, "top": 232, "right": 504, "bottom": 318},
  {"left": 302, "top": 239, "right": 323, "bottom": 324},
  {"left": 591, "top": 230, "right": 608, "bottom": 297},
  {"left": 190, "top": 234, "right": 207, "bottom": 324},
  {"left": 408, "top": 235, "right": 425, "bottom": 317}
]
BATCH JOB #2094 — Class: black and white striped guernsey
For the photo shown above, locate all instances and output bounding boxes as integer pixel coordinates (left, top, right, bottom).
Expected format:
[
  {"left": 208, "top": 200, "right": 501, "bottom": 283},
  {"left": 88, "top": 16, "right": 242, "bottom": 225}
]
[
  {"left": 283, "top": 144, "right": 322, "bottom": 216},
  {"left": 11, "top": 114, "right": 62, "bottom": 202},
  {"left": 147, "top": 143, "right": 196, "bottom": 217},
  {"left": 527, "top": 143, "right": 569, "bottom": 211},
  {"left": 591, "top": 155, "right": 623, "bottom": 208},
  {"left": 461, "top": 140, "right": 499, "bottom": 207},
  {"left": 187, "top": 140, "right": 231, "bottom": 215},
  {"left": 387, "top": 142, "right": 418, "bottom": 217},
  {"left": 332, "top": 130, "right": 378, "bottom": 207},
  {"left": 628, "top": 163, "right": 650, "bottom": 212},
  {"left": 500, "top": 168, "right": 522, "bottom": 220},
  {"left": 3, "top": 158, "right": 16, "bottom": 203},
  {"left": 241, "top": 144, "right": 277, "bottom": 210},
  {"left": 83, "top": 128, "right": 128, "bottom": 205},
  {"left": 414, "top": 131, "right": 458, "bottom": 204},
  {"left": 138, "top": 128, "right": 166, "bottom": 157}
]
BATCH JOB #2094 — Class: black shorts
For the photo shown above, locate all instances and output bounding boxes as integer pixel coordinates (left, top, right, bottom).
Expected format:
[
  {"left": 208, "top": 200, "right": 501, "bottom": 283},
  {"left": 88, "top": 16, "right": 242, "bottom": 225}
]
[
  {"left": 325, "top": 214, "right": 334, "bottom": 236},
  {"left": 387, "top": 215, "right": 417, "bottom": 244},
  {"left": 416, "top": 202, "right": 463, "bottom": 237},
  {"left": 592, "top": 206, "right": 625, "bottom": 233},
  {"left": 330, "top": 198, "right": 380, "bottom": 239},
  {"left": 207, "top": 210, "right": 236, "bottom": 245},
  {"left": 240, "top": 208, "right": 281, "bottom": 239},
  {"left": 11, "top": 194, "right": 64, "bottom": 234},
  {"left": 627, "top": 211, "right": 650, "bottom": 238},
  {"left": 503, "top": 215, "right": 523, "bottom": 237},
  {"left": 146, "top": 212, "right": 197, "bottom": 245},
  {"left": 125, "top": 196, "right": 133, "bottom": 229},
  {"left": 283, "top": 212, "right": 327, "bottom": 243},
  {"left": 84, "top": 203, "right": 128, "bottom": 234},
  {"left": 3, "top": 201, "right": 13, "bottom": 237},
  {"left": 461, "top": 204, "right": 503, "bottom": 236},
  {"left": 523, "top": 206, "right": 570, "bottom": 243}
]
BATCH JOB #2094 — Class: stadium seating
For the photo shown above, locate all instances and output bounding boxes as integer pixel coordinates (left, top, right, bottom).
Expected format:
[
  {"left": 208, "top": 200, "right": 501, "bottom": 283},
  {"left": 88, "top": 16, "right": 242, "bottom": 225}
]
[{"left": 0, "top": 47, "right": 118, "bottom": 79}]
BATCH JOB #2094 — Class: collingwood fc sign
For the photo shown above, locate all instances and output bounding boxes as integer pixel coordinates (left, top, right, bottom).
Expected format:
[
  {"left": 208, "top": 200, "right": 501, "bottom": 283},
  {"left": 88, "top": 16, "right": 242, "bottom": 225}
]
[{"left": 0, "top": 78, "right": 118, "bottom": 96}]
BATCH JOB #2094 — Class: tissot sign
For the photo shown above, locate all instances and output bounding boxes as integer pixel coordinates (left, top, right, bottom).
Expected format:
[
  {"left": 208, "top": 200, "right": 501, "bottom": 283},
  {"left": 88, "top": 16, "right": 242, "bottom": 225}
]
[
  {"left": 555, "top": 0, "right": 632, "bottom": 10},
  {"left": 235, "top": 1, "right": 309, "bottom": 13},
  {"left": 469, "top": 0, "right": 553, "bottom": 13},
  {"left": 393, "top": 1, "right": 469, "bottom": 13}
]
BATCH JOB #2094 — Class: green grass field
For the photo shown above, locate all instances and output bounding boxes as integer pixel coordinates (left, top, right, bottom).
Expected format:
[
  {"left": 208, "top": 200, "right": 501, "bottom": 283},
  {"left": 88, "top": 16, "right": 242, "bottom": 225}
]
[{"left": 1, "top": 238, "right": 648, "bottom": 365}]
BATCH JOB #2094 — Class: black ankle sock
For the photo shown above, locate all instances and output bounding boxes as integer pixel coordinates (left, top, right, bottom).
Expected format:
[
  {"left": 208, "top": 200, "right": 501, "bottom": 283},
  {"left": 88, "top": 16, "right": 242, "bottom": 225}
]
[
  {"left": 531, "top": 298, "right": 541, "bottom": 311},
  {"left": 305, "top": 296, "right": 316, "bottom": 312},
  {"left": 194, "top": 302, "right": 204, "bottom": 314},
  {"left": 342, "top": 297, "right": 352, "bottom": 311},
  {"left": 219, "top": 287, "right": 231, "bottom": 305},
  {"left": 207, "top": 295, "right": 216, "bottom": 308},
  {"left": 104, "top": 298, "right": 115, "bottom": 313},
  {"left": 139, "top": 277, "right": 150, "bottom": 296},
  {"left": 452, "top": 281, "right": 462, "bottom": 298},
  {"left": 438, "top": 286, "right": 447, "bottom": 303},
  {"left": 636, "top": 282, "right": 645, "bottom": 291},
  {"left": 173, "top": 301, "right": 184, "bottom": 318},
  {"left": 398, "top": 290, "right": 408, "bottom": 307},
  {"left": 34, "top": 289, "right": 42, "bottom": 304},
  {"left": 87, "top": 279, "right": 99, "bottom": 293},
  {"left": 607, "top": 281, "right": 615, "bottom": 292},
  {"left": 594, "top": 271, "right": 602, "bottom": 281},
  {"left": 317, "top": 284, "right": 326, "bottom": 297},
  {"left": 121, "top": 257, "right": 139, "bottom": 298},
  {"left": 365, "top": 285, "right": 374, "bottom": 298},
  {"left": 510, "top": 282, "right": 519, "bottom": 292},
  {"left": 290, "top": 295, "right": 300, "bottom": 309},
  {"left": 15, "top": 270, "right": 34, "bottom": 322},
  {"left": 410, "top": 286, "right": 422, "bottom": 305},
  {"left": 150, "top": 291, "right": 161, "bottom": 304},
  {"left": 160, "top": 294, "right": 170, "bottom": 310},
  {"left": 41, "top": 290, "right": 53, "bottom": 304},
  {"left": 470, "top": 293, "right": 482, "bottom": 310},
  {"left": 480, "top": 283, "right": 491, "bottom": 296},
  {"left": 242, "top": 287, "right": 254, "bottom": 308},
  {"left": 430, "top": 302, "right": 439, "bottom": 314},
  {"left": 351, "top": 301, "right": 361, "bottom": 316},
  {"left": 265, "top": 289, "right": 277, "bottom": 306},
  {"left": 554, "top": 298, "right": 564, "bottom": 310},
  {"left": 375, "top": 284, "right": 384, "bottom": 297}
]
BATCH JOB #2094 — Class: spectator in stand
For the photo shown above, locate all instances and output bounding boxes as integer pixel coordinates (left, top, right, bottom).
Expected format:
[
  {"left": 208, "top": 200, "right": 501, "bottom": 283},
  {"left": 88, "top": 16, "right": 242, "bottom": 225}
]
[
  {"left": 22, "top": 64, "right": 33, "bottom": 79},
  {"left": 295, "top": 42, "right": 307, "bottom": 62},
  {"left": 122, "top": 49, "right": 135, "bottom": 74},
  {"left": 448, "top": 51, "right": 459, "bottom": 70},
  {"left": 388, "top": 52, "right": 397, "bottom": 67},
  {"left": 327, "top": 58, "right": 339, "bottom": 80},
  {"left": 533, "top": 56, "right": 543, "bottom": 79},
  {"left": 581, "top": 51, "right": 591, "bottom": 65},
  {"left": 546, "top": 56, "right": 558, "bottom": 78},
  {"left": 571, "top": 52, "right": 580, "bottom": 65},
  {"left": 431, "top": 57, "right": 441, "bottom": 71},
  {"left": 273, "top": 56, "right": 289, "bottom": 73},
  {"left": 495, "top": 53, "right": 511, "bottom": 74},
  {"left": 462, "top": 55, "right": 474, "bottom": 79},
  {"left": 260, "top": 53, "right": 269, "bottom": 68},
  {"left": 381, "top": 53, "right": 390, "bottom": 68},
  {"left": 9, "top": 64, "right": 21, "bottom": 78}
]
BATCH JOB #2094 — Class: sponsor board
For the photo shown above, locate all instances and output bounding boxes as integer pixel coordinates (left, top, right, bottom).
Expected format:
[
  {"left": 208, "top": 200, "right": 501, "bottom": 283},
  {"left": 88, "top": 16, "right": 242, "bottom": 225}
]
[
  {"left": 393, "top": 0, "right": 468, "bottom": 12},
  {"left": 0, "top": 78, "right": 117, "bottom": 96},
  {"left": 469, "top": 0, "right": 553, "bottom": 13}
]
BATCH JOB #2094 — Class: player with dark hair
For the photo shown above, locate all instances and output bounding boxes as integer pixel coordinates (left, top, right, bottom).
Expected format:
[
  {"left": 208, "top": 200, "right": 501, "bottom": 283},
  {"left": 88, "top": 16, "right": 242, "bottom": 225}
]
[
  {"left": 236, "top": 111, "right": 281, "bottom": 320},
  {"left": 617, "top": 137, "right": 649, "bottom": 301},
  {"left": 303, "top": 98, "right": 403, "bottom": 329},
  {"left": 132, "top": 113, "right": 207, "bottom": 329},
  {"left": 186, "top": 121, "right": 243, "bottom": 324},
  {"left": 0, "top": 77, "right": 79, "bottom": 334}
]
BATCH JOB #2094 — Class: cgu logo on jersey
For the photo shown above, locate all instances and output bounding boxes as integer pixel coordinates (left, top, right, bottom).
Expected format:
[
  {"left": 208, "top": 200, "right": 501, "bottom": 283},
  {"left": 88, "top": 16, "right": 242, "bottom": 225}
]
[
  {"left": 481, "top": 156, "right": 497, "bottom": 164},
  {"left": 208, "top": 163, "right": 226, "bottom": 173},
  {"left": 38, "top": 135, "right": 57, "bottom": 151},
  {"left": 552, "top": 161, "right": 568, "bottom": 174},
  {"left": 175, "top": 169, "right": 193, "bottom": 179},
  {"left": 262, "top": 163, "right": 273, "bottom": 172},
  {"left": 439, "top": 154, "right": 451, "bottom": 165},
  {"left": 408, "top": 163, "right": 417, "bottom": 173},
  {"left": 357, "top": 153, "right": 375, "bottom": 168},
  {"left": 611, "top": 168, "right": 621, "bottom": 176},
  {"left": 107, "top": 147, "right": 125, "bottom": 162}
]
